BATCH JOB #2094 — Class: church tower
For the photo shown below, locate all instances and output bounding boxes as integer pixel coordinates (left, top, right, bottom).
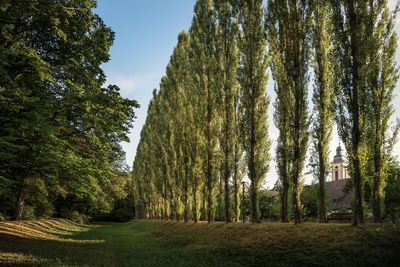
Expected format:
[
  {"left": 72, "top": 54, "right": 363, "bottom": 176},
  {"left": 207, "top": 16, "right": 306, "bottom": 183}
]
[{"left": 331, "top": 144, "right": 349, "bottom": 181}]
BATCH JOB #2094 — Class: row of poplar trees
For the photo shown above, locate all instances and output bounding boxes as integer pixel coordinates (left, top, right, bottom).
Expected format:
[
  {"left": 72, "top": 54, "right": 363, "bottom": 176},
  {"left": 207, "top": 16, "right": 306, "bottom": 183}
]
[{"left": 132, "top": 0, "right": 399, "bottom": 226}]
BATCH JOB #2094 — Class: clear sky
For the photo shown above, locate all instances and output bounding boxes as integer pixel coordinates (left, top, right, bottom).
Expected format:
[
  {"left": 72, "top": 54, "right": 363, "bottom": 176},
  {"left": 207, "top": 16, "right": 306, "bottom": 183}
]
[
  {"left": 96, "top": 1, "right": 400, "bottom": 188},
  {"left": 96, "top": 0, "right": 196, "bottom": 168}
]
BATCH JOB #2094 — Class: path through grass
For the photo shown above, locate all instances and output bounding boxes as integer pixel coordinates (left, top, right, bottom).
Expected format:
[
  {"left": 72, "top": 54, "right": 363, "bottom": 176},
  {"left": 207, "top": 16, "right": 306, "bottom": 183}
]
[{"left": 0, "top": 219, "right": 399, "bottom": 266}]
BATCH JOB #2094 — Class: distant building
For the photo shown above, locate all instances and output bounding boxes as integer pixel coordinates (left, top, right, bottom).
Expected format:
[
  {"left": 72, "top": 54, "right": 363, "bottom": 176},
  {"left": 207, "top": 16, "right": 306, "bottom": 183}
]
[
  {"left": 331, "top": 144, "right": 349, "bottom": 181},
  {"left": 327, "top": 145, "right": 352, "bottom": 211}
]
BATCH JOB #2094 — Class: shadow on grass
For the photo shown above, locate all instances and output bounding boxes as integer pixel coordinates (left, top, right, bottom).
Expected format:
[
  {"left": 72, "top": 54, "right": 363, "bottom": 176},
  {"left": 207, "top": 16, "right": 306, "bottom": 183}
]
[
  {"left": 1, "top": 220, "right": 400, "bottom": 266},
  {"left": 0, "top": 220, "right": 107, "bottom": 265}
]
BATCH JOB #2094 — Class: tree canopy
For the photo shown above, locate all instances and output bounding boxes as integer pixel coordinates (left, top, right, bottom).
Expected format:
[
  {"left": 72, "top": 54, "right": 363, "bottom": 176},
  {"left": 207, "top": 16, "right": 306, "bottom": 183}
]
[{"left": 0, "top": 0, "right": 139, "bottom": 222}]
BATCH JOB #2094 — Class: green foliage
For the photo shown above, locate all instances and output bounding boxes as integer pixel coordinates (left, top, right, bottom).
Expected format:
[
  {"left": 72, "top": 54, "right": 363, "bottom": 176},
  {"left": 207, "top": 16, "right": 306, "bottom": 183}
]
[
  {"left": 132, "top": 0, "right": 267, "bottom": 223},
  {"left": 132, "top": 0, "right": 400, "bottom": 226},
  {"left": 267, "top": 0, "right": 312, "bottom": 224},
  {"left": 0, "top": 0, "right": 138, "bottom": 221},
  {"left": 363, "top": 0, "right": 399, "bottom": 222},
  {"left": 21, "top": 206, "right": 37, "bottom": 221},
  {"left": 330, "top": 0, "right": 399, "bottom": 225},
  {"left": 191, "top": 0, "right": 220, "bottom": 222},
  {"left": 384, "top": 159, "right": 400, "bottom": 222},
  {"left": 215, "top": 0, "right": 241, "bottom": 223},
  {"left": 238, "top": 0, "right": 270, "bottom": 223},
  {"left": 258, "top": 190, "right": 280, "bottom": 221},
  {"left": 309, "top": 0, "right": 336, "bottom": 223},
  {"left": 301, "top": 184, "right": 320, "bottom": 221}
]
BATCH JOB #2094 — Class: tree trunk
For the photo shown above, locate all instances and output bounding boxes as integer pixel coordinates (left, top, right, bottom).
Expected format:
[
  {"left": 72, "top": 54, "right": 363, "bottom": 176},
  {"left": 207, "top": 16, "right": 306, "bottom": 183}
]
[
  {"left": 293, "top": 124, "right": 302, "bottom": 224},
  {"left": 218, "top": 175, "right": 224, "bottom": 221},
  {"left": 372, "top": 166, "right": 382, "bottom": 223},
  {"left": 15, "top": 192, "right": 25, "bottom": 221},
  {"left": 163, "top": 180, "right": 168, "bottom": 220},
  {"left": 201, "top": 187, "right": 207, "bottom": 221},
  {"left": 233, "top": 147, "right": 240, "bottom": 222},
  {"left": 292, "top": 174, "right": 301, "bottom": 224},
  {"left": 184, "top": 156, "right": 189, "bottom": 223},
  {"left": 250, "top": 179, "right": 259, "bottom": 223},
  {"left": 372, "top": 119, "right": 382, "bottom": 223},
  {"left": 224, "top": 82, "right": 232, "bottom": 223},
  {"left": 206, "top": 91, "right": 213, "bottom": 223},
  {"left": 319, "top": 147, "right": 327, "bottom": 223},
  {"left": 170, "top": 188, "right": 175, "bottom": 220},
  {"left": 352, "top": 156, "right": 364, "bottom": 225},
  {"left": 207, "top": 171, "right": 213, "bottom": 223},
  {"left": 250, "top": 100, "right": 259, "bottom": 223},
  {"left": 281, "top": 184, "right": 289, "bottom": 222},
  {"left": 193, "top": 175, "right": 198, "bottom": 223},
  {"left": 233, "top": 90, "right": 241, "bottom": 222},
  {"left": 349, "top": 0, "right": 364, "bottom": 226},
  {"left": 184, "top": 190, "right": 189, "bottom": 223},
  {"left": 224, "top": 148, "right": 231, "bottom": 223}
]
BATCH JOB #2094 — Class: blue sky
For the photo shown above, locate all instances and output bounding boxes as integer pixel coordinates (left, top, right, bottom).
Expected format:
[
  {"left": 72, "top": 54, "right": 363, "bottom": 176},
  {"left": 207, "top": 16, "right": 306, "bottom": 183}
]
[
  {"left": 96, "top": 0, "right": 196, "bottom": 168},
  {"left": 96, "top": 1, "right": 400, "bottom": 187}
]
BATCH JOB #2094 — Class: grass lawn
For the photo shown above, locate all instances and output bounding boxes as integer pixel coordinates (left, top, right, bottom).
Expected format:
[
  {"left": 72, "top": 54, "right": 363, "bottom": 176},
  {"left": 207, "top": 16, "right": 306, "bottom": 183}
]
[{"left": 0, "top": 219, "right": 400, "bottom": 266}]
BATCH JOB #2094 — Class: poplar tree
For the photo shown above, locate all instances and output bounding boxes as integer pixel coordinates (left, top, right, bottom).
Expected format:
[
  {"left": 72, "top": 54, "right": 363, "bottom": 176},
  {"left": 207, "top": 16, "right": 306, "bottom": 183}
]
[
  {"left": 164, "top": 32, "right": 192, "bottom": 222},
  {"left": 149, "top": 90, "right": 171, "bottom": 220},
  {"left": 186, "top": 54, "right": 205, "bottom": 223},
  {"left": 239, "top": 0, "right": 270, "bottom": 223},
  {"left": 272, "top": 85, "right": 291, "bottom": 222},
  {"left": 364, "top": 0, "right": 399, "bottom": 223},
  {"left": 310, "top": 0, "right": 336, "bottom": 223},
  {"left": 267, "top": 7, "right": 291, "bottom": 223},
  {"left": 267, "top": 0, "right": 312, "bottom": 224},
  {"left": 233, "top": 93, "right": 245, "bottom": 221},
  {"left": 190, "top": 0, "right": 219, "bottom": 223},
  {"left": 215, "top": 0, "right": 240, "bottom": 223},
  {"left": 330, "top": 0, "right": 370, "bottom": 225}
]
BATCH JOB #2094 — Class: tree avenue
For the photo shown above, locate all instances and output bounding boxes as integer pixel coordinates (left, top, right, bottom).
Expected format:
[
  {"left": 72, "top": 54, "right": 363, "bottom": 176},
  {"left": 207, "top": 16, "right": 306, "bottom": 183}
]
[
  {"left": 132, "top": 0, "right": 400, "bottom": 225},
  {"left": 1, "top": 0, "right": 399, "bottom": 226}
]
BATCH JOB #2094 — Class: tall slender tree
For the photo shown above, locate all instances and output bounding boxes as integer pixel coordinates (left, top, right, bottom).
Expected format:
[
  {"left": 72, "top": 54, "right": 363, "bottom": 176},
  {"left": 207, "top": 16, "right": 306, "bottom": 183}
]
[
  {"left": 267, "top": 0, "right": 312, "bottom": 224},
  {"left": 165, "top": 32, "right": 192, "bottom": 222},
  {"left": 364, "top": 0, "right": 399, "bottom": 223},
  {"left": 310, "top": 0, "right": 336, "bottom": 223},
  {"left": 190, "top": 0, "right": 219, "bottom": 223},
  {"left": 215, "top": 0, "right": 241, "bottom": 223},
  {"left": 267, "top": 9, "right": 291, "bottom": 223},
  {"left": 273, "top": 88, "right": 291, "bottom": 223},
  {"left": 330, "top": 0, "right": 370, "bottom": 225},
  {"left": 239, "top": 0, "right": 270, "bottom": 223},
  {"left": 233, "top": 93, "right": 245, "bottom": 222}
]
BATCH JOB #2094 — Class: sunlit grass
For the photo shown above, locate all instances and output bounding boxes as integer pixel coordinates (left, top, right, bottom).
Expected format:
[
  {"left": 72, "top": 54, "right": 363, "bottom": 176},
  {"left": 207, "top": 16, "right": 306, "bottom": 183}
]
[{"left": 0, "top": 219, "right": 95, "bottom": 241}]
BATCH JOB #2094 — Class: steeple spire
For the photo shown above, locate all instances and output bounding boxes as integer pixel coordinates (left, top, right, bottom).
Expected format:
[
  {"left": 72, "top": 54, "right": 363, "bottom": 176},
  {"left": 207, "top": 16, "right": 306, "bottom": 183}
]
[
  {"left": 332, "top": 142, "right": 349, "bottom": 181},
  {"left": 334, "top": 143, "right": 344, "bottom": 162}
]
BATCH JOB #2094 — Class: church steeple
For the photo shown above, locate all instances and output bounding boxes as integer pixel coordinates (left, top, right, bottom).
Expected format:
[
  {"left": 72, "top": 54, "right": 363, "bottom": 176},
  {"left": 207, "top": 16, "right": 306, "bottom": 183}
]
[
  {"left": 333, "top": 143, "right": 344, "bottom": 163},
  {"left": 331, "top": 143, "right": 349, "bottom": 181}
]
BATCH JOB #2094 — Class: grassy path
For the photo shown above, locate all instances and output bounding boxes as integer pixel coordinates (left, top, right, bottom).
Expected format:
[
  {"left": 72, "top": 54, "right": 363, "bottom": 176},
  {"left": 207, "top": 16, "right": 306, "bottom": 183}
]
[{"left": 0, "top": 219, "right": 400, "bottom": 266}]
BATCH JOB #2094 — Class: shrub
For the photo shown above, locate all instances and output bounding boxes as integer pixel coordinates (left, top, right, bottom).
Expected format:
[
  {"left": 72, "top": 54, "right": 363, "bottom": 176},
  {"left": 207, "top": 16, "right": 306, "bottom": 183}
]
[
  {"left": 22, "top": 205, "right": 36, "bottom": 220},
  {"left": 63, "top": 210, "right": 88, "bottom": 224}
]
